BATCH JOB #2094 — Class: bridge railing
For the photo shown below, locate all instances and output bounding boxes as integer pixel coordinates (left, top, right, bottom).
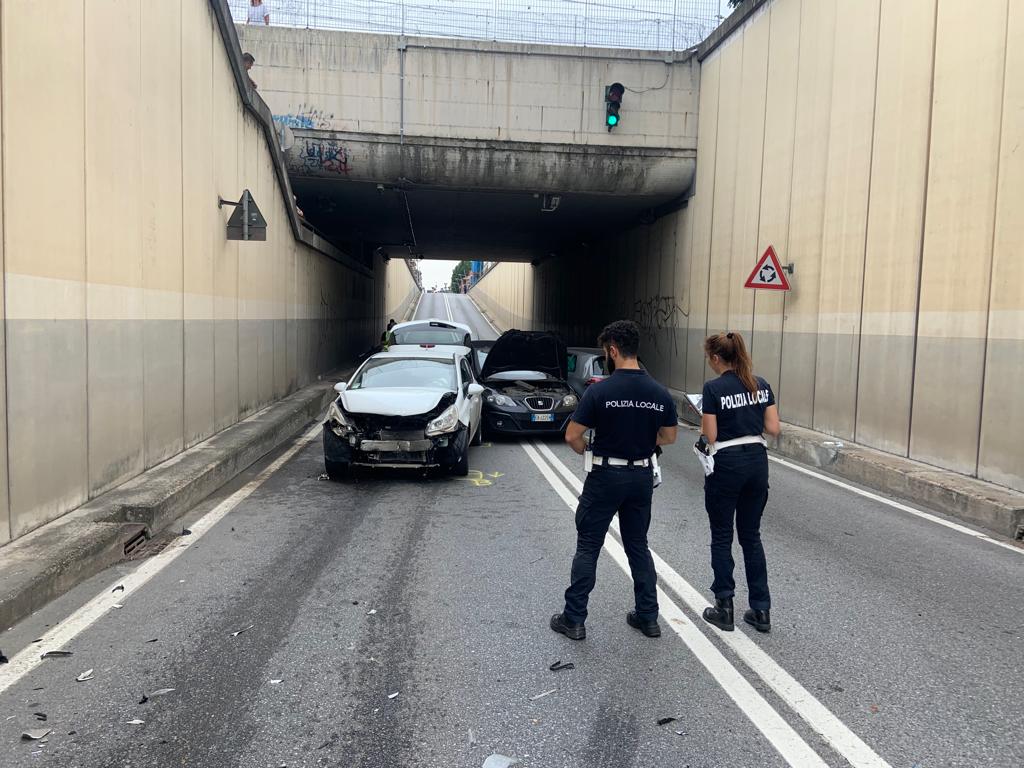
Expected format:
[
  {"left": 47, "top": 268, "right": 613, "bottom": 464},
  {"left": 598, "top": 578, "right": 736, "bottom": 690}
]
[{"left": 228, "top": 0, "right": 721, "bottom": 52}]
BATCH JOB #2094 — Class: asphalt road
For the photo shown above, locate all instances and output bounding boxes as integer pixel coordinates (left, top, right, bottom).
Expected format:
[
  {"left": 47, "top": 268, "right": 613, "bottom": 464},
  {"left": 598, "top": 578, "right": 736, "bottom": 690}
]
[{"left": 1, "top": 292, "right": 1021, "bottom": 768}]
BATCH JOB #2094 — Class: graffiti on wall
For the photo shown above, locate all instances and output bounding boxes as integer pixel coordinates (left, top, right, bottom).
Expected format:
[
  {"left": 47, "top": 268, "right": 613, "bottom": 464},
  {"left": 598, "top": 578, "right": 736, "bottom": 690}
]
[
  {"left": 633, "top": 294, "right": 687, "bottom": 352},
  {"left": 301, "top": 140, "right": 351, "bottom": 175},
  {"left": 273, "top": 105, "right": 336, "bottom": 130}
]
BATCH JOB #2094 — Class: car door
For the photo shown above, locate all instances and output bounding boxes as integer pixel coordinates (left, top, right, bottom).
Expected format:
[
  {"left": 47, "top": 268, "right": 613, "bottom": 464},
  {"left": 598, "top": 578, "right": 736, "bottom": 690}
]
[{"left": 460, "top": 356, "right": 482, "bottom": 433}]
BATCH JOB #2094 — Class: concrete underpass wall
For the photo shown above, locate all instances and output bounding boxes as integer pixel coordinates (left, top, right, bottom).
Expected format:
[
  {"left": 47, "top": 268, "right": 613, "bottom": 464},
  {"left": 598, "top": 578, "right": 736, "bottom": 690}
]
[
  {"left": 471, "top": 263, "right": 534, "bottom": 332},
  {"left": 0, "top": 0, "right": 389, "bottom": 544},
  {"left": 385, "top": 260, "right": 422, "bottom": 324},
  {"left": 475, "top": 0, "right": 1024, "bottom": 493}
]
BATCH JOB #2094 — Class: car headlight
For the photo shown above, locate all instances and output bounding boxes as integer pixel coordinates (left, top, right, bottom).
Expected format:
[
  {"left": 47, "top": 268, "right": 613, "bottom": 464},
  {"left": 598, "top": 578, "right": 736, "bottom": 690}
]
[
  {"left": 326, "top": 401, "right": 353, "bottom": 434},
  {"left": 486, "top": 393, "right": 516, "bottom": 407},
  {"left": 561, "top": 394, "right": 579, "bottom": 408},
  {"left": 425, "top": 404, "right": 461, "bottom": 436}
]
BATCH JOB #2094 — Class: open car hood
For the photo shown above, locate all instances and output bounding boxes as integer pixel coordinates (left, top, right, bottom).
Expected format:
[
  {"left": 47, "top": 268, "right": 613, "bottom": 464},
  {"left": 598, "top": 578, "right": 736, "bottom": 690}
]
[{"left": 480, "top": 330, "right": 568, "bottom": 381}]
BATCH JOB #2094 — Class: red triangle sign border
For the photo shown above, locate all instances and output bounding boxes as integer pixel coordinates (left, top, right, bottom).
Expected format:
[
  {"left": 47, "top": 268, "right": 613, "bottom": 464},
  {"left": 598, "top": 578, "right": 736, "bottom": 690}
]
[{"left": 744, "top": 246, "right": 791, "bottom": 291}]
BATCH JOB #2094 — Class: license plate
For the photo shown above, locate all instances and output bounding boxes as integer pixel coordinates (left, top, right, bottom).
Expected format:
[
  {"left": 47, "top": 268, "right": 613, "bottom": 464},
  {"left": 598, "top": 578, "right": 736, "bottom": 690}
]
[{"left": 531, "top": 414, "right": 555, "bottom": 422}]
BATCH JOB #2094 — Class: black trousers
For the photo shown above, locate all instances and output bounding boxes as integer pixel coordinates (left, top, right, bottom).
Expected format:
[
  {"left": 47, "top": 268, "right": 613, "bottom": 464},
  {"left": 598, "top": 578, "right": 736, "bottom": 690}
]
[
  {"left": 704, "top": 444, "right": 771, "bottom": 610},
  {"left": 563, "top": 465, "right": 658, "bottom": 624}
]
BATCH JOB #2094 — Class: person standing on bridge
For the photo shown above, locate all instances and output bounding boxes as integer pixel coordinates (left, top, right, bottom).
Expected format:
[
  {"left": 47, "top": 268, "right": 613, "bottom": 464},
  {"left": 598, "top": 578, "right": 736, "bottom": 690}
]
[
  {"left": 247, "top": 0, "right": 270, "bottom": 25},
  {"left": 698, "top": 331, "right": 780, "bottom": 634},
  {"left": 551, "top": 320, "right": 678, "bottom": 641}
]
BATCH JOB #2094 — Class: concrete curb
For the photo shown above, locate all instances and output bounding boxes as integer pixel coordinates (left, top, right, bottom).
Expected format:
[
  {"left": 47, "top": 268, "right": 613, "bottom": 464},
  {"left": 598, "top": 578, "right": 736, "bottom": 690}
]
[
  {"left": 0, "top": 378, "right": 343, "bottom": 633},
  {"left": 669, "top": 390, "right": 1024, "bottom": 540}
]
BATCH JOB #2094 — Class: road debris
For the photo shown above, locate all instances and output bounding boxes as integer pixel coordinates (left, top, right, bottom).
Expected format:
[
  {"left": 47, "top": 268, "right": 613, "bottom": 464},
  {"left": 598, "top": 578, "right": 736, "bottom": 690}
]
[
  {"left": 21, "top": 729, "right": 51, "bottom": 741},
  {"left": 231, "top": 624, "right": 255, "bottom": 637},
  {"left": 145, "top": 638, "right": 158, "bottom": 643},
  {"left": 138, "top": 695, "right": 149, "bottom": 704},
  {"left": 674, "top": 730, "right": 685, "bottom": 736},
  {"left": 112, "top": 604, "right": 124, "bottom": 609},
  {"left": 529, "top": 689, "right": 556, "bottom": 701},
  {"left": 150, "top": 688, "right": 176, "bottom": 698},
  {"left": 317, "top": 473, "right": 330, "bottom": 481},
  {"left": 656, "top": 716, "right": 678, "bottom": 726},
  {"left": 549, "top": 660, "right": 575, "bottom": 672},
  {"left": 33, "top": 713, "right": 47, "bottom": 722},
  {"left": 269, "top": 679, "right": 283, "bottom": 685},
  {"left": 0, "top": 650, "right": 8, "bottom": 663},
  {"left": 482, "top": 755, "right": 520, "bottom": 768},
  {"left": 40, "top": 651, "right": 73, "bottom": 659},
  {"left": 388, "top": 692, "right": 399, "bottom": 700},
  {"left": 468, "top": 728, "right": 478, "bottom": 747},
  {"left": 181, "top": 527, "right": 192, "bottom": 536},
  {"left": 112, "top": 585, "right": 125, "bottom": 593},
  {"left": 126, "top": 719, "right": 145, "bottom": 725},
  {"left": 366, "top": 609, "right": 377, "bottom": 616}
]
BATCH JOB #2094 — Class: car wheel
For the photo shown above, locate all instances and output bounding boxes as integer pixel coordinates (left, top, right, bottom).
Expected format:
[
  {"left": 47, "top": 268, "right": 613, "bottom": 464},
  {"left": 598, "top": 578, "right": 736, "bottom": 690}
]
[
  {"left": 451, "top": 448, "right": 470, "bottom": 477},
  {"left": 325, "top": 460, "right": 350, "bottom": 481}
]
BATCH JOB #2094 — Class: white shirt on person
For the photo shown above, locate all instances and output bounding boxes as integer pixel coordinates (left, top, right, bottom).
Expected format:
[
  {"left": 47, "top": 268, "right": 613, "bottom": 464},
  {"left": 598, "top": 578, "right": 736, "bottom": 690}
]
[{"left": 247, "top": 2, "right": 269, "bottom": 24}]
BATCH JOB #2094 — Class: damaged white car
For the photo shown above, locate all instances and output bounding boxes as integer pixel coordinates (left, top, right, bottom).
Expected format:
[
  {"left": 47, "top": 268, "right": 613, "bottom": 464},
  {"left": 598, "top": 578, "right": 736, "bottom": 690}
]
[{"left": 322, "top": 350, "right": 484, "bottom": 479}]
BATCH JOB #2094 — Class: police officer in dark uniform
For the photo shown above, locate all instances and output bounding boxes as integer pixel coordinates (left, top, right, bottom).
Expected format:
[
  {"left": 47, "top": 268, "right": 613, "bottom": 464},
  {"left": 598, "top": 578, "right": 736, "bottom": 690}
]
[
  {"left": 550, "top": 320, "right": 678, "bottom": 641},
  {"left": 698, "top": 331, "right": 780, "bottom": 633}
]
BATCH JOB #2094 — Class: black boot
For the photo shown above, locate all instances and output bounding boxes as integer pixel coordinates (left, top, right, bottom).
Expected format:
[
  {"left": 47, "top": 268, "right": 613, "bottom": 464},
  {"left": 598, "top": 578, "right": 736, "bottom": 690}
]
[
  {"left": 743, "top": 608, "right": 770, "bottom": 633},
  {"left": 702, "top": 597, "right": 734, "bottom": 631},
  {"left": 550, "top": 613, "right": 586, "bottom": 640},
  {"left": 626, "top": 610, "right": 662, "bottom": 638}
]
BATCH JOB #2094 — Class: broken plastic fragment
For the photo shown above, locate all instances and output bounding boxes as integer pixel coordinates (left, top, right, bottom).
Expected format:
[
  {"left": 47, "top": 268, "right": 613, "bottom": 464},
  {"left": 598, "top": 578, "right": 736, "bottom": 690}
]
[
  {"left": 387, "top": 692, "right": 399, "bottom": 699},
  {"left": 317, "top": 473, "right": 329, "bottom": 481},
  {"left": 0, "top": 650, "right": 8, "bottom": 664},
  {"left": 656, "top": 716, "right": 678, "bottom": 726},
  {"left": 366, "top": 609, "right": 377, "bottom": 615},
  {"left": 549, "top": 660, "right": 575, "bottom": 672},
  {"left": 33, "top": 712, "right": 47, "bottom": 721},
  {"left": 674, "top": 730, "right": 685, "bottom": 736},
  {"left": 149, "top": 688, "right": 176, "bottom": 698},
  {"left": 138, "top": 695, "right": 149, "bottom": 705},
  {"left": 126, "top": 719, "right": 145, "bottom": 725},
  {"left": 112, "top": 585, "right": 125, "bottom": 593},
  {"left": 269, "top": 679, "right": 283, "bottom": 685},
  {"left": 529, "top": 689, "right": 556, "bottom": 701},
  {"left": 21, "top": 729, "right": 51, "bottom": 741},
  {"left": 112, "top": 604, "right": 124, "bottom": 609},
  {"left": 230, "top": 624, "right": 255, "bottom": 637},
  {"left": 76, "top": 669, "right": 95, "bottom": 683},
  {"left": 145, "top": 638, "right": 158, "bottom": 643},
  {"left": 40, "top": 650, "right": 73, "bottom": 659},
  {"left": 181, "top": 527, "right": 192, "bottom": 536},
  {"left": 482, "top": 755, "right": 520, "bottom": 768}
]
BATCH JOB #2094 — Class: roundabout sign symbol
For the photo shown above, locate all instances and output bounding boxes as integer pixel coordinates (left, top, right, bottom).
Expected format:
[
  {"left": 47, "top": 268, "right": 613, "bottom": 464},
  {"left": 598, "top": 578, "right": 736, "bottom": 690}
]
[{"left": 744, "top": 246, "right": 791, "bottom": 291}]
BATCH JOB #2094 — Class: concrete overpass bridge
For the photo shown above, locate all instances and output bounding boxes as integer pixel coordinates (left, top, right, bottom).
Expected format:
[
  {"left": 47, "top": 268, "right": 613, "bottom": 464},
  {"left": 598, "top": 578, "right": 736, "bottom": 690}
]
[{"left": 238, "top": 25, "right": 699, "bottom": 260}]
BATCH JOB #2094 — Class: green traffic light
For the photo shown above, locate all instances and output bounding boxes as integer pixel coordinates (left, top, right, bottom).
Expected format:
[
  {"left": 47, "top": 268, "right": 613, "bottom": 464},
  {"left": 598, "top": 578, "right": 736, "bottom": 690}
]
[{"left": 607, "top": 114, "right": 619, "bottom": 126}]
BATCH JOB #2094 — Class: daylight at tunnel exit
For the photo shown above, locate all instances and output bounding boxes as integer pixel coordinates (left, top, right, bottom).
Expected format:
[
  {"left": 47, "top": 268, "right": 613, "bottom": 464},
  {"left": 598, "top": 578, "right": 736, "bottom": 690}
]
[{"left": 0, "top": 1, "right": 1021, "bottom": 767}]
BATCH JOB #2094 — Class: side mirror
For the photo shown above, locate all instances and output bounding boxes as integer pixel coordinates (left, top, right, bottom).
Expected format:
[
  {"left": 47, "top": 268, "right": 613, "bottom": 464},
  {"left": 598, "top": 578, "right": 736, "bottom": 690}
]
[
  {"left": 334, "top": 381, "right": 348, "bottom": 393},
  {"left": 467, "top": 383, "right": 485, "bottom": 396}
]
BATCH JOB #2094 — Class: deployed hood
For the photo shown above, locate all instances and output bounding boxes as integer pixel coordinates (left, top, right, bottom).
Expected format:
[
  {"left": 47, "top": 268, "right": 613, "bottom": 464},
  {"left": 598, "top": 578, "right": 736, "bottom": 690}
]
[
  {"left": 481, "top": 330, "right": 568, "bottom": 381},
  {"left": 341, "top": 387, "right": 452, "bottom": 417}
]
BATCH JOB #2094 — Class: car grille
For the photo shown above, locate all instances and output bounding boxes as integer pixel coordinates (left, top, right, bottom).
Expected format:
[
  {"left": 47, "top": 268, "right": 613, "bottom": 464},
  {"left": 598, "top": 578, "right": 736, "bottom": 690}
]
[
  {"left": 380, "top": 430, "right": 426, "bottom": 442},
  {"left": 525, "top": 396, "right": 555, "bottom": 411}
]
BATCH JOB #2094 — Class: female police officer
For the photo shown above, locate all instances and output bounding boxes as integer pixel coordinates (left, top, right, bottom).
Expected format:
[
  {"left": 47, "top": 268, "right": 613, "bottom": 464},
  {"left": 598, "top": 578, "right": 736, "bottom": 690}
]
[{"left": 699, "top": 331, "right": 780, "bottom": 633}]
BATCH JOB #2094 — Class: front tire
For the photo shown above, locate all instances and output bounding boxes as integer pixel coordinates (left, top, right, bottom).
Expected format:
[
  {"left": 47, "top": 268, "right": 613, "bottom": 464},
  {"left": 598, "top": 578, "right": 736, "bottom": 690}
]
[{"left": 325, "top": 460, "right": 350, "bottom": 481}]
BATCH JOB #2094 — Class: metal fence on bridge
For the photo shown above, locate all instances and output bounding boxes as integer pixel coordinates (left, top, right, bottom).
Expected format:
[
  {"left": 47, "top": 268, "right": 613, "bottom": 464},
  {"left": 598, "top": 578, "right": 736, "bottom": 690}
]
[{"left": 229, "top": 0, "right": 722, "bottom": 52}]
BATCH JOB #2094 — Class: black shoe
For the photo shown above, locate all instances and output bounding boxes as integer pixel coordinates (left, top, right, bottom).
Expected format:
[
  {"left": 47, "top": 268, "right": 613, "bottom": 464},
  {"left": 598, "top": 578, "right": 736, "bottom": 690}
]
[
  {"left": 702, "top": 597, "right": 734, "bottom": 631},
  {"left": 743, "top": 608, "right": 771, "bottom": 633},
  {"left": 550, "top": 613, "right": 586, "bottom": 641},
  {"left": 626, "top": 611, "right": 661, "bottom": 638}
]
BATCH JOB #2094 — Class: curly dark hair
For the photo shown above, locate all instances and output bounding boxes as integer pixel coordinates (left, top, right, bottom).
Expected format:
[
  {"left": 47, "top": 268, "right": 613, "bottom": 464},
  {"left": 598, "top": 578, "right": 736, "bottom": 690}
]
[{"left": 597, "top": 320, "right": 640, "bottom": 358}]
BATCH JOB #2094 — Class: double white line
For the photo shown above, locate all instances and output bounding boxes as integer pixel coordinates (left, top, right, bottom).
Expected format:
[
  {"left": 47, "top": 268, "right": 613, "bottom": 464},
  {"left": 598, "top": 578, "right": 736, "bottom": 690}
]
[
  {"left": 522, "top": 440, "right": 891, "bottom": 768},
  {"left": 442, "top": 290, "right": 454, "bottom": 322}
]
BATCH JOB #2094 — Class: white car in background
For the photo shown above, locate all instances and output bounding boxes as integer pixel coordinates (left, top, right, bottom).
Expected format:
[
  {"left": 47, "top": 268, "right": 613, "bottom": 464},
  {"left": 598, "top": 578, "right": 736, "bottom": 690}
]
[
  {"left": 323, "top": 349, "right": 484, "bottom": 479},
  {"left": 386, "top": 319, "right": 474, "bottom": 355}
]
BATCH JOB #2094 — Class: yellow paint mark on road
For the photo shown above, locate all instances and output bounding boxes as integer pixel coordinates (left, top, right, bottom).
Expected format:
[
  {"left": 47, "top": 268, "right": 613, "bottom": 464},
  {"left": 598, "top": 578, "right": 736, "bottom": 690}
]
[{"left": 466, "top": 469, "right": 503, "bottom": 487}]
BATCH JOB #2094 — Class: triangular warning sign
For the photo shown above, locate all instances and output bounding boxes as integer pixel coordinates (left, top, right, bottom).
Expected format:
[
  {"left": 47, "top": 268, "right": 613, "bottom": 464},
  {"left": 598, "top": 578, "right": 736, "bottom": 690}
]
[{"left": 744, "top": 246, "right": 791, "bottom": 291}]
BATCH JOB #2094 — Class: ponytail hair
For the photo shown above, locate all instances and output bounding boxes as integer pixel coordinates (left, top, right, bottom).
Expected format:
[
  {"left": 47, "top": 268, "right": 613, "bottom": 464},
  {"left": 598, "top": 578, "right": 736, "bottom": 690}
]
[{"left": 704, "top": 331, "right": 759, "bottom": 395}]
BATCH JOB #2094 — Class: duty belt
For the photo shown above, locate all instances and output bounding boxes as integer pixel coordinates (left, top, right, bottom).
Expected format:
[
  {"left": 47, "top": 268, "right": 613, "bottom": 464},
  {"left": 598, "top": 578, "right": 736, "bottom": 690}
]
[{"left": 593, "top": 456, "right": 651, "bottom": 468}]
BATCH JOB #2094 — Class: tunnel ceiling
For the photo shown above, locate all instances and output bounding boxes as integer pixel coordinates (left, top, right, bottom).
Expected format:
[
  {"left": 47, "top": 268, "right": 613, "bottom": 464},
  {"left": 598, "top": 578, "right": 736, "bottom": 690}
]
[{"left": 293, "top": 177, "right": 679, "bottom": 262}]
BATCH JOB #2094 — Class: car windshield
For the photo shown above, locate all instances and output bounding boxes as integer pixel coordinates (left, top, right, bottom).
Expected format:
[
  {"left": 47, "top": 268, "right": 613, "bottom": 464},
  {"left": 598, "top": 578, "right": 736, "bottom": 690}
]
[
  {"left": 391, "top": 324, "right": 466, "bottom": 346},
  {"left": 349, "top": 358, "right": 457, "bottom": 390}
]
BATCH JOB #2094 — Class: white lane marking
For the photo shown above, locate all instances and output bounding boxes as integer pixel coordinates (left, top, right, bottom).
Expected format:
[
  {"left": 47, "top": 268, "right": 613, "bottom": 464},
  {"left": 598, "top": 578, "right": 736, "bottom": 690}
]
[
  {"left": 464, "top": 292, "right": 502, "bottom": 337},
  {"left": 410, "top": 290, "right": 424, "bottom": 321},
  {"left": 441, "top": 291, "right": 454, "bottom": 322},
  {"left": 521, "top": 442, "right": 830, "bottom": 768},
  {"left": 0, "top": 426, "right": 322, "bottom": 695},
  {"left": 766, "top": 455, "right": 1022, "bottom": 555},
  {"left": 533, "top": 441, "right": 893, "bottom": 768},
  {"left": 676, "top": 422, "right": 1021, "bottom": 555}
]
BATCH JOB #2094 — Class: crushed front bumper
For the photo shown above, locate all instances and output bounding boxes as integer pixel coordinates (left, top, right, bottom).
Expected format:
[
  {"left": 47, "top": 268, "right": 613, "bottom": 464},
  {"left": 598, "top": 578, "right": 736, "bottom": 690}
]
[{"left": 323, "top": 423, "right": 468, "bottom": 469}]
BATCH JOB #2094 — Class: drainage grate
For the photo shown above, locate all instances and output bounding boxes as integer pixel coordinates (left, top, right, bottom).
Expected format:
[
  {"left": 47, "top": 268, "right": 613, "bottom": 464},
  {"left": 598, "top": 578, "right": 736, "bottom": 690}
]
[{"left": 122, "top": 525, "right": 150, "bottom": 557}]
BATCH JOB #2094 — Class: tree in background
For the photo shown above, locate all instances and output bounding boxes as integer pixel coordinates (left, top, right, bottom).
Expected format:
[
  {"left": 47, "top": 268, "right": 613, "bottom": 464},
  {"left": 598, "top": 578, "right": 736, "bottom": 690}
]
[{"left": 450, "top": 260, "right": 471, "bottom": 292}]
